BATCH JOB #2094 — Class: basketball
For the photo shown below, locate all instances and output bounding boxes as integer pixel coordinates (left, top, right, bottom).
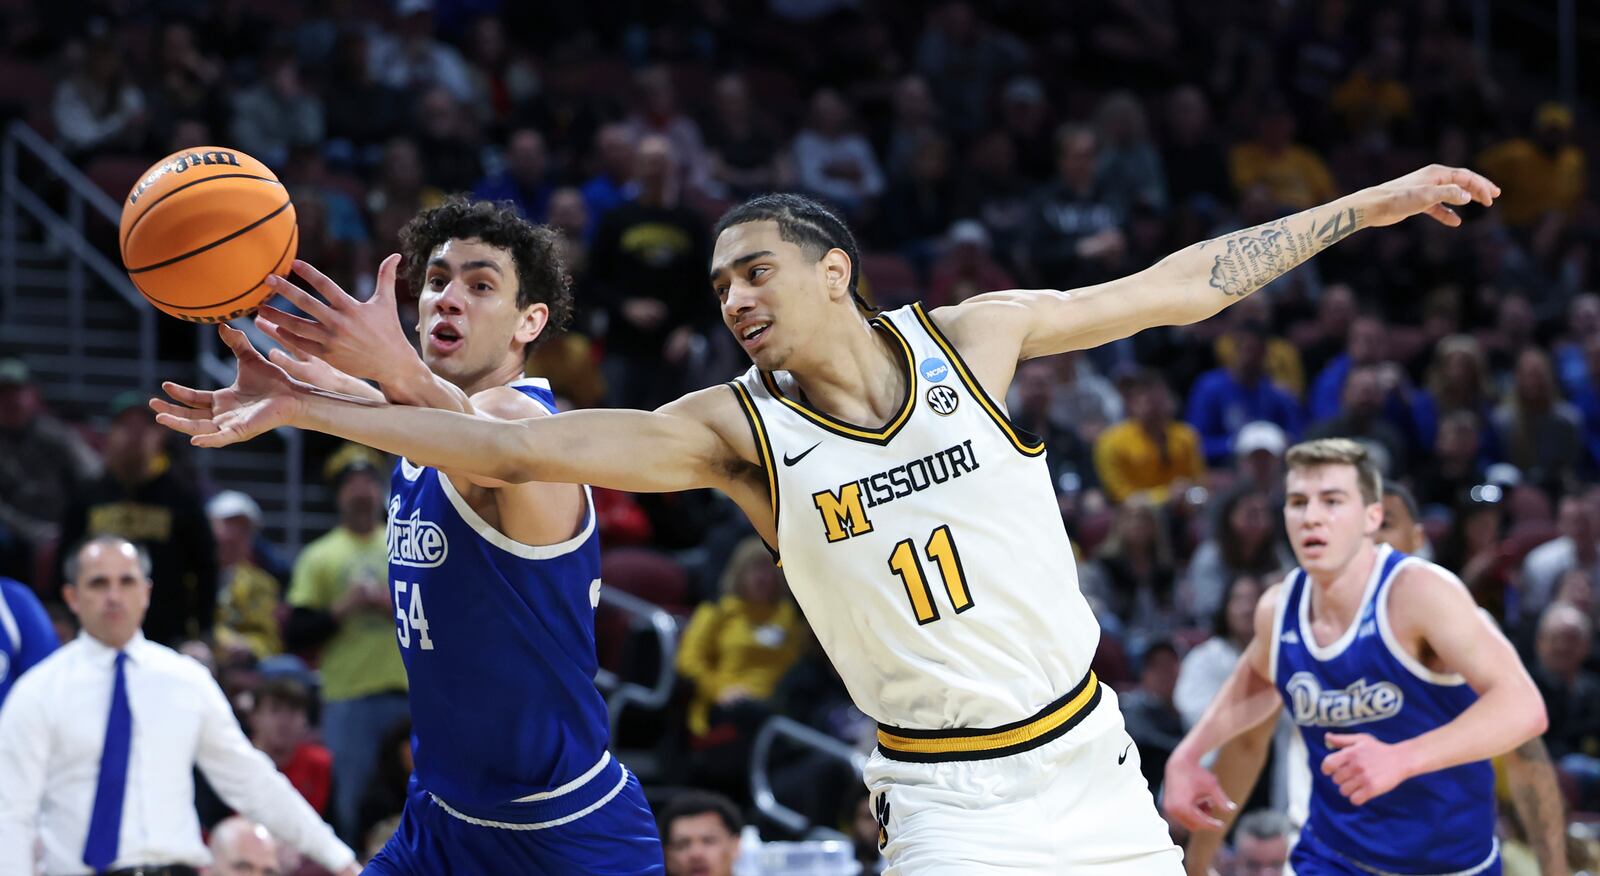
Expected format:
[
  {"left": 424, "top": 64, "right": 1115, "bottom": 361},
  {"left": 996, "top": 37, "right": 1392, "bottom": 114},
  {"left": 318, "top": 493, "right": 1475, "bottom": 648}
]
[{"left": 118, "top": 146, "right": 298, "bottom": 324}]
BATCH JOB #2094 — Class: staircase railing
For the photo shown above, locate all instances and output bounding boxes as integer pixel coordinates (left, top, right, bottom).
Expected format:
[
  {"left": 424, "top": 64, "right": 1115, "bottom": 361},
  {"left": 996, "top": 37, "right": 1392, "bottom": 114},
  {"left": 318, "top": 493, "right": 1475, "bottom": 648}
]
[{"left": 750, "top": 716, "right": 868, "bottom": 837}]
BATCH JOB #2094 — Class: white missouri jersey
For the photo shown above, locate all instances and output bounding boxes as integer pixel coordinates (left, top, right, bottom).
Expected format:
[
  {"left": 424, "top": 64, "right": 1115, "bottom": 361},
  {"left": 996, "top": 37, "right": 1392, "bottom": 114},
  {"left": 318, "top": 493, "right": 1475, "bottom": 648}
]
[{"left": 730, "top": 303, "right": 1105, "bottom": 760}]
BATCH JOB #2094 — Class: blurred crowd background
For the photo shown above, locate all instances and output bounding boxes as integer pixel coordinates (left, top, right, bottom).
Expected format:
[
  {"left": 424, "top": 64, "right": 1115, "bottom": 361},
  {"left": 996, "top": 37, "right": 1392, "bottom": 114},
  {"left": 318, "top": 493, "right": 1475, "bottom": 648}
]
[{"left": 2, "top": 0, "right": 1600, "bottom": 873}]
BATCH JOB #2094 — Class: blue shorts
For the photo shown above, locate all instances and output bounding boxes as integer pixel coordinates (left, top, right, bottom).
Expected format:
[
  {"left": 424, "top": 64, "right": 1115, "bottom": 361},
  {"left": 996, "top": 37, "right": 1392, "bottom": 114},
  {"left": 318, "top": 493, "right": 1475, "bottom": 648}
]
[
  {"left": 366, "top": 772, "right": 664, "bottom": 875},
  {"left": 1291, "top": 828, "right": 1501, "bottom": 876}
]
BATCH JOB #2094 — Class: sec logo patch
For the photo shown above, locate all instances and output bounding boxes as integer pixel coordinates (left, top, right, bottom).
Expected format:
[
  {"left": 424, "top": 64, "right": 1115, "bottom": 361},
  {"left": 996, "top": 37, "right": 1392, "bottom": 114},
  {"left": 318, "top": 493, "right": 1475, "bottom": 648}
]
[{"left": 927, "top": 385, "right": 959, "bottom": 415}]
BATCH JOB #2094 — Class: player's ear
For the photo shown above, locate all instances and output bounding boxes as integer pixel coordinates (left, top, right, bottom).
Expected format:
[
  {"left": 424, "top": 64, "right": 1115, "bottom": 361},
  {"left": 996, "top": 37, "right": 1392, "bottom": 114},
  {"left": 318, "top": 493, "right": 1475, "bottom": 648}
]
[
  {"left": 821, "top": 248, "right": 851, "bottom": 302},
  {"left": 516, "top": 302, "right": 550, "bottom": 346},
  {"left": 1365, "top": 500, "right": 1384, "bottom": 536}
]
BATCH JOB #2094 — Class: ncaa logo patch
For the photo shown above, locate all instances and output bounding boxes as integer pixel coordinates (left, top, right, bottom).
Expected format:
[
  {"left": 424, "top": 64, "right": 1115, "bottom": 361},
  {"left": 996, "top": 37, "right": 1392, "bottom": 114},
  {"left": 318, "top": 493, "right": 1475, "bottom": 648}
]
[
  {"left": 920, "top": 357, "right": 950, "bottom": 382},
  {"left": 927, "top": 385, "right": 959, "bottom": 415}
]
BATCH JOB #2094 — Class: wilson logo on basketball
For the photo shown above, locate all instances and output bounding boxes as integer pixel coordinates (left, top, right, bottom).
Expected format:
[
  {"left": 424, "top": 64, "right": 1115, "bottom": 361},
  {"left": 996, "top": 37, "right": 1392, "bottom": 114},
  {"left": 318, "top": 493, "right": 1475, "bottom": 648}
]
[
  {"left": 128, "top": 151, "right": 242, "bottom": 205},
  {"left": 1286, "top": 672, "right": 1403, "bottom": 728},
  {"left": 388, "top": 509, "right": 449, "bottom": 568}
]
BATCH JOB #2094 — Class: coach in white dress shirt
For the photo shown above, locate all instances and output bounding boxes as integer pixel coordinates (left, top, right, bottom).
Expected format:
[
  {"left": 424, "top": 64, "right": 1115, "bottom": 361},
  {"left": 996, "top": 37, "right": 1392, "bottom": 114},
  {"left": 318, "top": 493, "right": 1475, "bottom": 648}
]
[{"left": 0, "top": 535, "right": 358, "bottom": 876}]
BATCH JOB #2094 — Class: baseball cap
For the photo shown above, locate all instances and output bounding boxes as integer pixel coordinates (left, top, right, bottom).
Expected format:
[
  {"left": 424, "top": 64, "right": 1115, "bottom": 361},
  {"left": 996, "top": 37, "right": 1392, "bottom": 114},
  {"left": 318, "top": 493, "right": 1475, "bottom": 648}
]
[
  {"left": 322, "top": 442, "right": 388, "bottom": 485},
  {"left": 0, "top": 359, "right": 30, "bottom": 386},
  {"left": 207, "top": 490, "right": 263, "bottom": 525},
  {"left": 1233, "top": 421, "right": 1287, "bottom": 458}
]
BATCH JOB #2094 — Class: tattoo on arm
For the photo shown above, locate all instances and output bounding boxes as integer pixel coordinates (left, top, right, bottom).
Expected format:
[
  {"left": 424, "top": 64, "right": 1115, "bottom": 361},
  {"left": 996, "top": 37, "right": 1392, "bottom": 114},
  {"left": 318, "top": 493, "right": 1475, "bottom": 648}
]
[
  {"left": 1507, "top": 736, "right": 1570, "bottom": 873},
  {"left": 1207, "top": 206, "right": 1365, "bottom": 298}
]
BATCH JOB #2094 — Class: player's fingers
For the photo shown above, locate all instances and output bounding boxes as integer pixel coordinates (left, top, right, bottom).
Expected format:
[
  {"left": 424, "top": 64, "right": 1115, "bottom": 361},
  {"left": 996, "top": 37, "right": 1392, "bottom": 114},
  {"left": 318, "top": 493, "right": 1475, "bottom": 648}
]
[
  {"left": 1324, "top": 733, "right": 1362, "bottom": 750},
  {"left": 265, "top": 275, "right": 340, "bottom": 321},
  {"left": 1425, "top": 184, "right": 1471, "bottom": 207},
  {"left": 256, "top": 317, "right": 328, "bottom": 359},
  {"left": 218, "top": 324, "right": 263, "bottom": 361},
  {"left": 256, "top": 305, "right": 330, "bottom": 343},
  {"left": 1448, "top": 166, "right": 1500, "bottom": 203},
  {"left": 155, "top": 411, "right": 218, "bottom": 436},
  {"left": 161, "top": 380, "right": 213, "bottom": 408},
  {"left": 374, "top": 252, "right": 402, "bottom": 303},
  {"left": 1424, "top": 203, "right": 1462, "bottom": 227},
  {"left": 289, "top": 259, "right": 357, "bottom": 307},
  {"left": 149, "top": 397, "right": 210, "bottom": 420}
]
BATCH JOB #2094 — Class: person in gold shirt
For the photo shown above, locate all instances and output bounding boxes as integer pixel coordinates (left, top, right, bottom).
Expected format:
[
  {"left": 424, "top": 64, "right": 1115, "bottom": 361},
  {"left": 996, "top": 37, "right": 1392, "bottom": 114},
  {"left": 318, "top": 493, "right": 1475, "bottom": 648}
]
[
  {"left": 1094, "top": 370, "right": 1207, "bottom": 505},
  {"left": 677, "top": 536, "right": 804, "bottom": 738},
  {"left": 207, "top": 490, "right": 282, "bottom": 660},
  {"left": 1477, "top": 103, "right": 1586, "bottom": 228},
  {"left": 1228, "top": 99, "right": 1337, "bottom": 211}
]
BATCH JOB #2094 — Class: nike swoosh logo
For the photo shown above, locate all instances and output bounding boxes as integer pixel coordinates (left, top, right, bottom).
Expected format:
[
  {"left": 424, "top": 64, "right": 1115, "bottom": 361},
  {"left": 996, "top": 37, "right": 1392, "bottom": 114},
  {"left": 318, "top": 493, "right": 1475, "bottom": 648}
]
[
  {"left": 783, "top": 442, "right": 822, "bottom": 466},
  {"left": 1118, "top": 742, "right": 1133, "bottom": 765}
]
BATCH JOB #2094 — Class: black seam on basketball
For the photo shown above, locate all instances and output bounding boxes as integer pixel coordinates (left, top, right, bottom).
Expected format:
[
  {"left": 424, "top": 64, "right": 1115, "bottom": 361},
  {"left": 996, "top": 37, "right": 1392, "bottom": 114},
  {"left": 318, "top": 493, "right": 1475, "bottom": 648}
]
[
  {"left": 137, "top": 218, "right": 296, "bottom": 310},
  {"left": 120, "top": 173, "right": 283, "bottom": 253},
  {"left": 125, "top": 199, "right": 293, "bottom": 274}
]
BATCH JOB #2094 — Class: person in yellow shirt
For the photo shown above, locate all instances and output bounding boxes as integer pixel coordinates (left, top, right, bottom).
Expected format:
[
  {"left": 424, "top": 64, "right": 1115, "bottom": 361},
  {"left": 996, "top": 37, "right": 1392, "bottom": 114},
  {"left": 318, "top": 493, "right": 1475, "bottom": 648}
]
[
  {"left": 677, "top": 536, "right": 804, "bottom": 738},
  {"left": 1213, "top": 294, "right": 1306, "bottom": 398},
  {"left": 1229, "top": 100, "right": 1337, "bottom": 211},
  {"left": 206, "top": 490, "right": 282, "bottom": 660},
  {"left": 1331, "top": 38, "right": 1413, "bottom": 136},
  {"left": 1094, "top": 370, "right": 1207, "bottom": 504},
  {"left": 1477, "top": 103, "right": 1586, "bottom": 228}
]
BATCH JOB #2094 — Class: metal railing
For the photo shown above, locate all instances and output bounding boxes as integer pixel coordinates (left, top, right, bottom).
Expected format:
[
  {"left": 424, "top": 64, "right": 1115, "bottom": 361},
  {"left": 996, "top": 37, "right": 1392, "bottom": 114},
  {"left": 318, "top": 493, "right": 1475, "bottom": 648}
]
[
  {"left": 0, "top": 121, "right": 310, "bottom": 549},
  {"left": 750, "top": 716, "right": 868, "bottom": 837},
  {"left": 592, "top": 586, "right": 679, "bottom": 739}
]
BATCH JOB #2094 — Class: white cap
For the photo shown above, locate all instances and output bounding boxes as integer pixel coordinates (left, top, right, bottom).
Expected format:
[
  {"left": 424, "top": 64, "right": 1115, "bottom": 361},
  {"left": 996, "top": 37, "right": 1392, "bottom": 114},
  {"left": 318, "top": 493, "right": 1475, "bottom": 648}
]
[
  {"left": 1234, "top": 421, "right": 1287, "bottom": 458},
  {"left": 947, "top": 219, "right": 990, "bottom": 249},
  {"left": 207, "top": 490, "right": 263, "bottom": 525}
]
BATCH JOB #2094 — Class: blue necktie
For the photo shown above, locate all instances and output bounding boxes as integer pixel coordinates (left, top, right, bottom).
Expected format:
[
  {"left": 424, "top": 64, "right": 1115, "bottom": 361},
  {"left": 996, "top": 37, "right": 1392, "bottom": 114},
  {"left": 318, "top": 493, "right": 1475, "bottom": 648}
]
[{"left": 83, "top": 651, "right": 131, "bottom": 872}]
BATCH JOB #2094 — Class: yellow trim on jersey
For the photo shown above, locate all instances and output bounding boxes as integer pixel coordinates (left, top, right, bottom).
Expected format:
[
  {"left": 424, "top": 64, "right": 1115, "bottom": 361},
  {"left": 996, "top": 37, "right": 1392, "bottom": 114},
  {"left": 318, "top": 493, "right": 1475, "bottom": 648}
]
[
  {"left": 875, "top": 671, "right": 1100, "bottom": 761},
  {"left": 910, "top": 303, "right": 1046, "bottom": 457},
  {"left": 757, "top": 317, "right": 918, "bottom": 446},
  {"left": 729, "top": 381, "right": 781, "bottom": 546}
]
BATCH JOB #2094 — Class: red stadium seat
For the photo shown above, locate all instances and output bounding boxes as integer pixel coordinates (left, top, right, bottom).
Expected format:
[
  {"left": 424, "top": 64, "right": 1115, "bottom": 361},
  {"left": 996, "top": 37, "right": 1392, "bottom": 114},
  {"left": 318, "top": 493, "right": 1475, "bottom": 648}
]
[{"left": 601, "top": 547, "right": 692, "bottom": 615}]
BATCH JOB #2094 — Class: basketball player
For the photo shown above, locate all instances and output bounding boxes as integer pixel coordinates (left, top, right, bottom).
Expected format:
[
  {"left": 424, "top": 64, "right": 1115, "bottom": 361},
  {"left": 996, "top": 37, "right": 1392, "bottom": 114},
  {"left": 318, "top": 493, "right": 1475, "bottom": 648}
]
[
  {"left": 1180, "top": 482, "right": 1571, "bottom": 876},
  {"left": 155, "top": 164, "right": 1498, "bottom": 873},
  {"left": 1165, "top": 440, "right": 1548, "bottom": 875},
  {"left": 248, "top": 199, "right": 663, "bottom": 874}
]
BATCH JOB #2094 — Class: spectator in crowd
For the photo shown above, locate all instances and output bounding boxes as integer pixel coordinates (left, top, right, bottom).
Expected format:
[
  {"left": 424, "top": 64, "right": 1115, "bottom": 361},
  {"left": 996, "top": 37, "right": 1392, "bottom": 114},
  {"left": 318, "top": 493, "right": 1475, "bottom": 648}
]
[
  {"left": 58, "top": 391, "right": 217, "bottom": 646},
  {"left": 791, "top": 88, "right": 885, "bottom": 218},
  {"left": 0, "top": 536, "right": 357, "bottom": 875},
  {"left": 1120, "top": 639, "right": 1184, "bottom": 793},
  {"left": 1083, "top": 498, "right": 1180, "bottom": 652},
  {"left": 207, "top": 490, "right": 281, "bottom": 661},
  {"left": 1008, "top": 358, "right": 1097, "bottom": 502},
  {"left": 954, "top": 131, "right": 1032, "bottom": 264},
  {"left": 207, "top": 816, "right": 283, "bottom": 876},
  {"left": 355, "top": 718, "right": 412, "bottom": 846},
  {"left": 1415, "top": 410, "right": 1489, "bottom": 511},
  {"left": 1094, "top": 90, "right": 1166, "bottom": 214},
  {"left": 52, "top": 30, "right": 145, "bottom": 158},
  {"left": 700, "top": 73, "right": 786, "bottom": 202},
  {"left": 926, "top": 220, "right": 1018, "bottom": 308},
  {"left": 1233, "top": 421, "right": 1289, "bottom": 494},
  {"left": 1023, "top": 124, "right": 1125, "bottom": 290},
  {"left": 1094, "top": 370, "right": 1205, "bottom": 504},
  {"left": 882, "top": 75, "right": 941, "bottom": 181},
  {"left": 1159, "top": 85, "right": 1232, "bottom": 213},
  {"left": 367, "top": 0, "right": 475, "bottom": 104},
  {"left": 321, "top": 30, "right": 409, "bottom": 163},
  {"left": 413, "top": 86, "right": 483, "bottom": 195},
  {"left": 1417, "top": 334, "right": 1497, "bottom": 452},
  {"left": 1173, "top": 573, "right": 1265, "bottom": 730},
  {"left": 1330, "top": 36, "right": 1413, "bottom": 138},
  {"left": 366, "top": 136, "right": 444, "bottom": 223},
  {"left": 1494, "top": 349, "right": 1584, "bottom": 490},
  {"left": 1437, "top": 483, "right": 1513, "bottom": 618},
  {"left": 1476, "top": 103, "right": 1586, "bottom": 228},
  {"left": 1520, "top": 491, "right": 1600, "bottom": 629},
  {"left": 229, "top": 54, "right": 324, "bottom": 170},
  {"left": 462, "top": 14, "right": 539, "bottom": 134},
  {"left": 1186, "top": 322, "right": 1302, "bottom": 466},
  {"left": 1481, "top": 294, "right": 1538, "bottom": 380},
  {"left": 1227, "top": 95, "right": 1337, "bottom": 211},
  {"left": 1556, "top": 293, "right": 1600, "bottom": 397},
  {"left": 1306, "top": 365, "right": 1409, "bottom": 475},
  {"left": 1232, "top": 809, "right": 1294, "bottom": 876},
  {"left": 1307, "top": 315, "right": 1387, "bottom": 425},
  {"left": 881, "top": 130, "right": 958, "bottom": 268},
  {"left": 997, "top": 76, "right": 1054, "bottom": 182},
  {"left": 660, "top": 791, "right": 742, "bottom": 876},
  {"left": 0, "top": 358, "right": 100, "bottom": 580},
  {"left": 144, "top": 22, "right": 227, "bottom": 151},
  {"left": 1293, "top": 283, "right": 1358, "bottom": 382},
  {"left": 472, "top": 127, "right": 554, "bottom": 222},
  {"left": 0, "top": 575, "right": 58, "bottom": 709},
  {"left": 621, "top": 66, "right": 709, "bottom": 192},
  {"left": 1532, "top": 602, "right": 1600, "bottom": 808},
  {"left": 1011, "top": 350, "right": 1123, "bottom": 445},
  {"left": 249, "top": 677, "right": 333, "bottom": 818},
  {"left": 591, "top": 135, "right": 714, "bottom": 409},
  {"left": 285, "top": 445, "right": 405, "bottom": 841},
  {"left": 582, "top": 123, "right": 638, "bottom": 225},
  {"left": 1183, "top": 486, "right": 1290, "bottom": 625},
  {"left": 914, "top": 0, "right": 1028, "bottom": 139},
  {"left": 1212, "top": 292, "right": 1306, "bottom": 400}
]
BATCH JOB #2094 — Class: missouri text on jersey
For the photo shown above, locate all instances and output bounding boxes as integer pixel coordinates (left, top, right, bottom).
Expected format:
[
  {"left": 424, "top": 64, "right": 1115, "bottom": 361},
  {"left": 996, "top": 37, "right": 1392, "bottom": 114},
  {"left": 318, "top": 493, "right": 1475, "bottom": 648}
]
[{"left": 812, "top": 439, "right": 980, "bottom": 542}]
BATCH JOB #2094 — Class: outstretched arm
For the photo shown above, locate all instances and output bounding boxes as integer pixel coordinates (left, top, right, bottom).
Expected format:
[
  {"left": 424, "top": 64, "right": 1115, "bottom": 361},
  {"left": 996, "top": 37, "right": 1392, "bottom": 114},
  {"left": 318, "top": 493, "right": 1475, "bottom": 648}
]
[
  {"left": 937, "top": 165, "right": 1498, "bottom": 371},
  {"left": 1164, "top": 585, "right": 1285, "bottom": 830},
  {"left": 1503, "top": 736, "right": 1571, "bottom": 876},
  {"left": 1182, "top": 714, "right": 1276, "bottom": 874},
  {"left": 1320, "top": 566, "right": 1548, "bottom": 806},
  {"left": 152, "top": 326, "right": 746, "bottom": 495}
]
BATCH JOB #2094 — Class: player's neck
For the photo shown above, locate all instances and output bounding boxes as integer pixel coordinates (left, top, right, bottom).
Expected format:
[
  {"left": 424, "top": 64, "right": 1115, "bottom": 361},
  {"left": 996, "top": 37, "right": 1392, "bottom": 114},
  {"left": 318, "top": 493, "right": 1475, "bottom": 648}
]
[
  {"left": 454, "top": 358, "right": 528, "bottom": 398},
  {"left": 1307, "top": 539, "right": 1379, "bottom": 625},
  {"left": 789, "top": 316, "right": 905, "bottom": 424}
]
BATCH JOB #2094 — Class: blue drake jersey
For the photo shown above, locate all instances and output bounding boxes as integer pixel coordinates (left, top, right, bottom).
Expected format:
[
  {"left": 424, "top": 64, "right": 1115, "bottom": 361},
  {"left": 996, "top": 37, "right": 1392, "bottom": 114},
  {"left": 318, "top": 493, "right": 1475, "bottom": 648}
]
[
  {"left": 0, "top": 576, "right": 58, "bottom": 708},
  {"left": 387, "top": 379, "right": 616, "bottom": 825},
  {"left": 1274, "top": 545, "right": 1497, "bottom": 874}
]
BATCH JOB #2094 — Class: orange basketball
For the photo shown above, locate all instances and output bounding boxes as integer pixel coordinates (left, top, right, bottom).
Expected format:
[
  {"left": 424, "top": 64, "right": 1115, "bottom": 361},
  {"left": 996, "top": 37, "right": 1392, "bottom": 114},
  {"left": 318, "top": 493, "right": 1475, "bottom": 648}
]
[{"left": 118, "top": 146, "right": 298, "bottom": 324}]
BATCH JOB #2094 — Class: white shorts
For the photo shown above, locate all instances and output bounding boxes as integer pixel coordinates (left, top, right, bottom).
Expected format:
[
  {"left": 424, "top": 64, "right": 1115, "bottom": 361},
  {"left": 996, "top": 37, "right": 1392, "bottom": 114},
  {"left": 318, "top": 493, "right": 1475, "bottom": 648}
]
[{"left": 864, "top": 685, "right": 1183, "bottom": 875}]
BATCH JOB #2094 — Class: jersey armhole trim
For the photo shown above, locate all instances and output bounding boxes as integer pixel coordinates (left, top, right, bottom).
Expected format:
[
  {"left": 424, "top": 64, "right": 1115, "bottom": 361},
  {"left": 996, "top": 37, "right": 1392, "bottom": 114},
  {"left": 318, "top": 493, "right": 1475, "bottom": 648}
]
[
  {"left": 436, "top": 473, "right": 597, "bottom": 560},
  {"left": 909, "top": 302, "right": 1046, "bottom": 457},
  {"left": 1268, "top": 570, "right": 1298, "bottom": 686},
  {"left": 1375, "top": 558, "right": 1469, "bottom": 687},
  {"left": 728, "top": 381, "right": 781, "bottom": 559}
]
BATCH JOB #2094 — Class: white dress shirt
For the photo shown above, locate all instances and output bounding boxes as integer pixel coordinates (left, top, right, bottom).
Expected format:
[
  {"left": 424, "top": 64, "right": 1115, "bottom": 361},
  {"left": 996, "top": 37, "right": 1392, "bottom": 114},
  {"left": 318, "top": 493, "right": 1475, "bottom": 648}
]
[{"left": 0, "top": 632, "right": 354, "bottom": 876}]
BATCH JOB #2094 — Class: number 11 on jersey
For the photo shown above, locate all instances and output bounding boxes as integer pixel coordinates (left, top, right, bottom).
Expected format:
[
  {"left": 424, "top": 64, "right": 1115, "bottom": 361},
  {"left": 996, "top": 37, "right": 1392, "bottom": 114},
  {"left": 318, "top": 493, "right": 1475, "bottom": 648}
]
[{"left": 887, "top": 525, "right": 973, "bottom": 625}]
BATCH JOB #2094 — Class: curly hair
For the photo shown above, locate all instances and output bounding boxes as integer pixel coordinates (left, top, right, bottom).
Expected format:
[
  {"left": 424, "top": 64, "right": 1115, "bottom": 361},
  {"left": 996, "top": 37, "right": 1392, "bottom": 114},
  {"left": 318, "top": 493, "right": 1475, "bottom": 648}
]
[{"left": 399, "top": 197, "right": 573, "bottom": 349}]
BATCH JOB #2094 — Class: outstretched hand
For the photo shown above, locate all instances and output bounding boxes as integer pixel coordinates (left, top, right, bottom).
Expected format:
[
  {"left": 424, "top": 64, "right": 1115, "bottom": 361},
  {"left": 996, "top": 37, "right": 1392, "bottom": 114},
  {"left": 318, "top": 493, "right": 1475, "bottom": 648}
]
[
  {"left": 255, "top": 254, "right": 418, "bottom": 385},
  {"left": 149, "top": 325, "right": 307, "bottom": 447},
  {"left": 1361, "top": 165, "right": 1500, "bottom": 229}
]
